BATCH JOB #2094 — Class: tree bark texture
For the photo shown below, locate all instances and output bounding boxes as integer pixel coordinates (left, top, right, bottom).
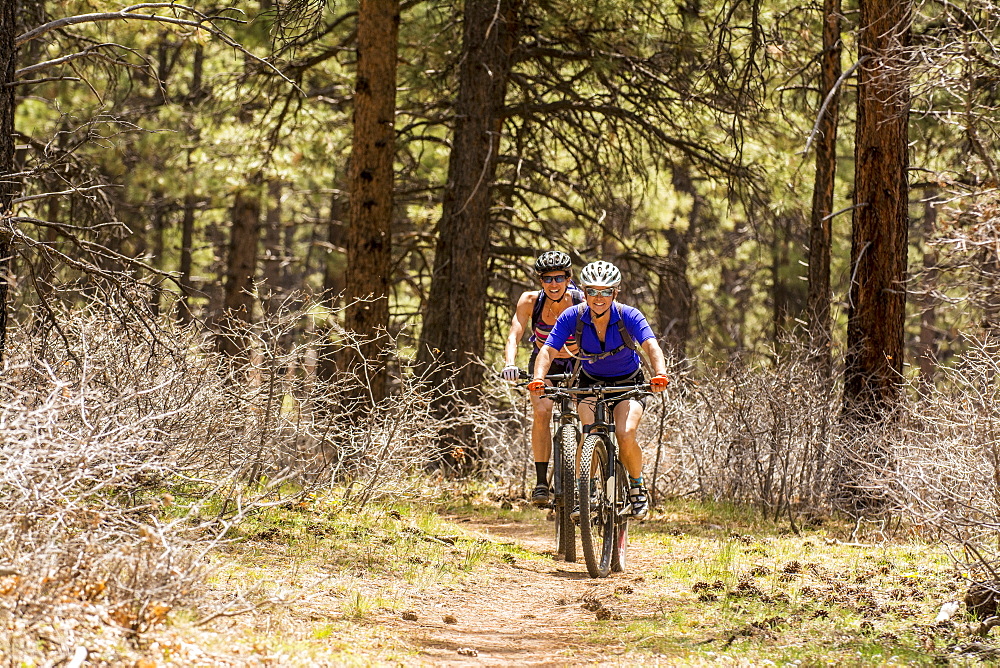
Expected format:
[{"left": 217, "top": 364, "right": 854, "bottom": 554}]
[
  {"left": 218, "top": 187, "right": 261, "bottom": 359},
  {"left": 417, "top": 0, "right": 522, "bottom": 391},
  {"left": 807, "top": 0, "right": 842, "bottom": 376},
  {"left": 178, "top": 194, "right": 196, "bottom": 324},
  {"left": 657, "top": 165, "right": 698, "bottom": 361},
  {"left": 0, "top": 0, "right": 15, "bottom": 363},
  {"left": 843, "top": 0, "right": 911, "bottom": 421},
  {"left": 343, "top": 0, "right": 399, "bottom": 403},
  {"left": 262, "top": 178, "right": 285, "bottom": 313}
]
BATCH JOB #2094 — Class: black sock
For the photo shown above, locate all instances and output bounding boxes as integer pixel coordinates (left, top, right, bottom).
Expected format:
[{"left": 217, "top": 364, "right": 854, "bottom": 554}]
[{"left": 535, "top": 462, "right": 548, "bottom": 486}]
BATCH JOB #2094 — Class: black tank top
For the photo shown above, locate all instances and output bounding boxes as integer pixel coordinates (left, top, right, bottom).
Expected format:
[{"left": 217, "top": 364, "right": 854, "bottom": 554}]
[{"left": 529, "top": 288, "right": 584, "bottom": 346}]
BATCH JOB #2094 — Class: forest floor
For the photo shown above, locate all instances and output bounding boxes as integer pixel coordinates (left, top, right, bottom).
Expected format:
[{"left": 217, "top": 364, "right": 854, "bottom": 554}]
[{"left": 102, "top": 489, "right": 990, "bottom": 666}]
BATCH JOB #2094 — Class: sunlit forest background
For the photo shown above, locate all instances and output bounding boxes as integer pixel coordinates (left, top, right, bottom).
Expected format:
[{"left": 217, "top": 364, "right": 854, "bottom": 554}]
[
  {"left": 2, "top": 2, "right": 917, "bottom": 360},
  {"left": 11, "top": 1, "right": 995, "bottom": 382}
]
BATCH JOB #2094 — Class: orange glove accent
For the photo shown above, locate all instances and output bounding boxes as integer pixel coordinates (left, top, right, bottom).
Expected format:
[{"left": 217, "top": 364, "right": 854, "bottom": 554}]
[
  {"left": 650, "top": 375, "right": 670, "bottom": 392},
  {"left": 527, "top": 380, "right": 545, "bottom": 395}
]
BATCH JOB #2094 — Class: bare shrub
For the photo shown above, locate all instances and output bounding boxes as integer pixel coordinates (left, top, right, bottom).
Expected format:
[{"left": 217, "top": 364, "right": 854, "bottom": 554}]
[
  {"left": 474, "top": 345, "right": 850, "bottom": 518},
  {"left": 0, "top": 291, "right": 454, "bottom": 661},
  {"left": 889, "top": 336, "right": 1000, "bottom": 568},
  {"left": 0, "top": 360, "right": 207, "bottom": 657},
  {"left": 474, "top": 346, "right": 847, "bottom": 519},
  {"left": 638, "top": 349, "right": 842, "bottom": 521},
  {"left": 467, "top": 369, "right": 533, "bottom": 485}
]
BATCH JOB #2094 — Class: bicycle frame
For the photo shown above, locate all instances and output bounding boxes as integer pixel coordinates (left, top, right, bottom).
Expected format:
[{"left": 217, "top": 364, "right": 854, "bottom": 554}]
[
  {"left": 544, "top": 383, "right": 649, "bottom": 469},
  {"left": 542, "top": 382, "right": 650, "bottom": 577}
]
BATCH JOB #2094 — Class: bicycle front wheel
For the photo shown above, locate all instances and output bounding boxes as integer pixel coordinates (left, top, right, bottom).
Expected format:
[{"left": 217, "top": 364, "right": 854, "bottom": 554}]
[{"left": 578, "top": 434, "right": 614, "bottom": 578}]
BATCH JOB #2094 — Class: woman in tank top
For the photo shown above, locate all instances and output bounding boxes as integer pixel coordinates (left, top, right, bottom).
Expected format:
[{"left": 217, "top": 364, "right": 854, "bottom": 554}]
[{"left": 501, "top": 251, "right": 584, "bottom": 506}]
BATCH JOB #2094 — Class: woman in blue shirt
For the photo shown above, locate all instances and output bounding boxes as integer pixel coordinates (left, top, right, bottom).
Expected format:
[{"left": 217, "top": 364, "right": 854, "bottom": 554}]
[{"left": 528, "top": 261, "right": 669, "bottom": 519}]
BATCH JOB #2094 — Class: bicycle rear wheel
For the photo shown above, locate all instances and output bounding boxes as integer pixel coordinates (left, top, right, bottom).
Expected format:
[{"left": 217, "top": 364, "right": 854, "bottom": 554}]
[
  {"left": 557, "top": 425, "right": 577, "bottom": 562},
  {"left": 578, "top": 434, "right": 614, "bottom": 578},
  {"left": 611, "top": 459, "right": 629, "bottom": 573}
]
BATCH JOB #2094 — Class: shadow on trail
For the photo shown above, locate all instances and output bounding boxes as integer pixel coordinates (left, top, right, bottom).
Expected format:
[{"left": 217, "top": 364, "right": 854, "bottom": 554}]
[{"left": 548, "top": 567, "right": 590, "bottom": 580}]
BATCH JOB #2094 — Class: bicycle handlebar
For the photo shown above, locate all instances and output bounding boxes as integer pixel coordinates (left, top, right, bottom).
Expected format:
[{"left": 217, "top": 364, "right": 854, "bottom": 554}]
[
  {"left": 542, "top": 383, "right": 652, "bottom": 399},
  {"left": 511, "top": 370, "right": 575, "bottom": 388}
]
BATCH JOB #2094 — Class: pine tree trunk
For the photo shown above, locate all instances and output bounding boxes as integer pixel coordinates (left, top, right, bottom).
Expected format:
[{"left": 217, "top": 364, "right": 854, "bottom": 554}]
[
  {"left": 318, "top": 189, "right": 346, "bottom": 387},
  {"left": 178, "top": 194, "right": 196, "bottom": 324},
  {"left": 343, "top": 0, "right": 399, "bottom": 403},
  {"left": 843, "top": 0, "right": 911, "bottom": 420},
  {"left": 658, "top": 165, "right": 697, "bottom": 361},
  {"left": 839, "top": 0, "right": 911, "bottom": 510},
  {"left": 0, "top": 0, "right": 15, "bottom": 362},
  {"left": 188, "top": 44, "right": 205, "bottom": 104},
  {"left": 658, "top": 226, "right": 692, "bottom": 362},
  {"left": 771, "top": 212, "right": 793, "bottom": 350},
  {"left": 323, "top": 188, "right": 346, "bottom": 300},
  {"left": 218, "top": 186, "right": 261, "bottom": 359},
  {"left": 807, "top": 0, "right": 842, "bottom": 376},
  {"left": 149, "top": 204, "right": 165, "bottom": 317},
  {"left": 417, "top": 0, "right": 522, "bottom": 464},
  {"left": 262, "top": 178, "right": 285, "bottom": 314}
]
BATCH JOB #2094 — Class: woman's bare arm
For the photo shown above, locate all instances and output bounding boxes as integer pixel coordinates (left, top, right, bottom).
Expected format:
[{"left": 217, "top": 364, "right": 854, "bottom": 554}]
[{"left": 504, "top": 291, "right": 536, "bottom": 366}]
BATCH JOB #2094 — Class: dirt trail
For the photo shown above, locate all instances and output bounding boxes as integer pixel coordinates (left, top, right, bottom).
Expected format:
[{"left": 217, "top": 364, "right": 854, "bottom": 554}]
[{"left": 387, "top": 514, "right": 658, "bottom": 666}]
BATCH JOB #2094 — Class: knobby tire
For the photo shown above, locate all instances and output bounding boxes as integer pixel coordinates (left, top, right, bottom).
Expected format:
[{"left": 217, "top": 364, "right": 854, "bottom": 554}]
[
  {"left": 578, "top": 434, "right": 614, "bottom": 578},
  {"left": 558, "top": 424, "right": 577, "bottom": 562}
]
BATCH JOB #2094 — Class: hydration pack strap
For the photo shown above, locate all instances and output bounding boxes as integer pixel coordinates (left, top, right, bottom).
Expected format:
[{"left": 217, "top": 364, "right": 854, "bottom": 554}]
[
  {"left": 530, "top": 290, "right": 545, "bottom": 332},
  {"left": 571, "top": 303, "right": 652, "bottom": 371},
  {"left": 572, "top": 303, "right": 633, "bottom": 360}
]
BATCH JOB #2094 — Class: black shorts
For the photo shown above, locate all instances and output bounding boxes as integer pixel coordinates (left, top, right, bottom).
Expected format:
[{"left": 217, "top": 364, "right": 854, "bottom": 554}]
[
  {"left": 578, "top": 368, "right": 648, "bottom": 410},
  {"left": 528, "top": 347, "right": 575, "bottom": 377}
]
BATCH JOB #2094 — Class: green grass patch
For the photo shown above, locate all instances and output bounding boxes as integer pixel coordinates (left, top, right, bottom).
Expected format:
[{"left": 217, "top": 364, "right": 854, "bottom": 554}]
[
  {"left": 180, "top": 486, "right": 978, "bottom": 666},
  {"left": 581, "top": 498, "right": 968, "bottom": 665}
]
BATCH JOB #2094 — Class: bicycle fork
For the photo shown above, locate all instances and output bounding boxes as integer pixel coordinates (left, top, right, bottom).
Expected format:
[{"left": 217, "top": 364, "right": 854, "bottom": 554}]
[{"left": 587, "top": 428, "right": 633, "bottom": 517}]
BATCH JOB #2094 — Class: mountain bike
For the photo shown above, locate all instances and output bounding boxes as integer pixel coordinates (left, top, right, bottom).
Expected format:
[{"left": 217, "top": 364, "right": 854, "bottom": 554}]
[
  {"left": 516, "top": 371, "right": 580, "bottom": 562},
  {"left": 543, "top": 383, "right": 652, "bottom": 578}
]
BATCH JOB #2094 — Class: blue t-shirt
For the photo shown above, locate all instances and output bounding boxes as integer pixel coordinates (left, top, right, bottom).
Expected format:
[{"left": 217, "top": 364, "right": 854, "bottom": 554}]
[{"left": 544, "top": 303, "right": 655, "bottom": 377}]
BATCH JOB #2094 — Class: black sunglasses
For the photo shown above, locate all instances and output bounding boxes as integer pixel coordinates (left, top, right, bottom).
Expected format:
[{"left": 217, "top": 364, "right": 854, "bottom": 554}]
[
  {"left": 584, "top": 287, "right": 615, "bottom": 297},
  {"left": 540, "top": 275, "right": 569, "bottom": 284}
]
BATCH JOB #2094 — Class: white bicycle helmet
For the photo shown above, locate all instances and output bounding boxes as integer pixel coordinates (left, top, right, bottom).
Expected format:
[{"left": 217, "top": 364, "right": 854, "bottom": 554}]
[
  {"left": 534, "top": 250, "right": 572, "bottom": 274},
  {"left": 579, "top": 260, "right": 622, "bottom": 287}
]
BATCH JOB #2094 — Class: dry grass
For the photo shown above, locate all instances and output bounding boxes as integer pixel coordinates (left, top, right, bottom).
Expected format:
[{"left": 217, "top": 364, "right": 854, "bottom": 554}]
[
  {"left": 12, "top": 293, "right": 1000, "bottom": 664},
  {"left": 149, "top": 491, "right": 978, "bottom": 666},
  {"left": 0, "top": 294, "right": 463, "bottom": 664},
  {"left": 129, "top": 490, "right": 540, "bottom": 665},
  {"left": 614, "top": 500, "right": 964, "bottom": 665}
]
